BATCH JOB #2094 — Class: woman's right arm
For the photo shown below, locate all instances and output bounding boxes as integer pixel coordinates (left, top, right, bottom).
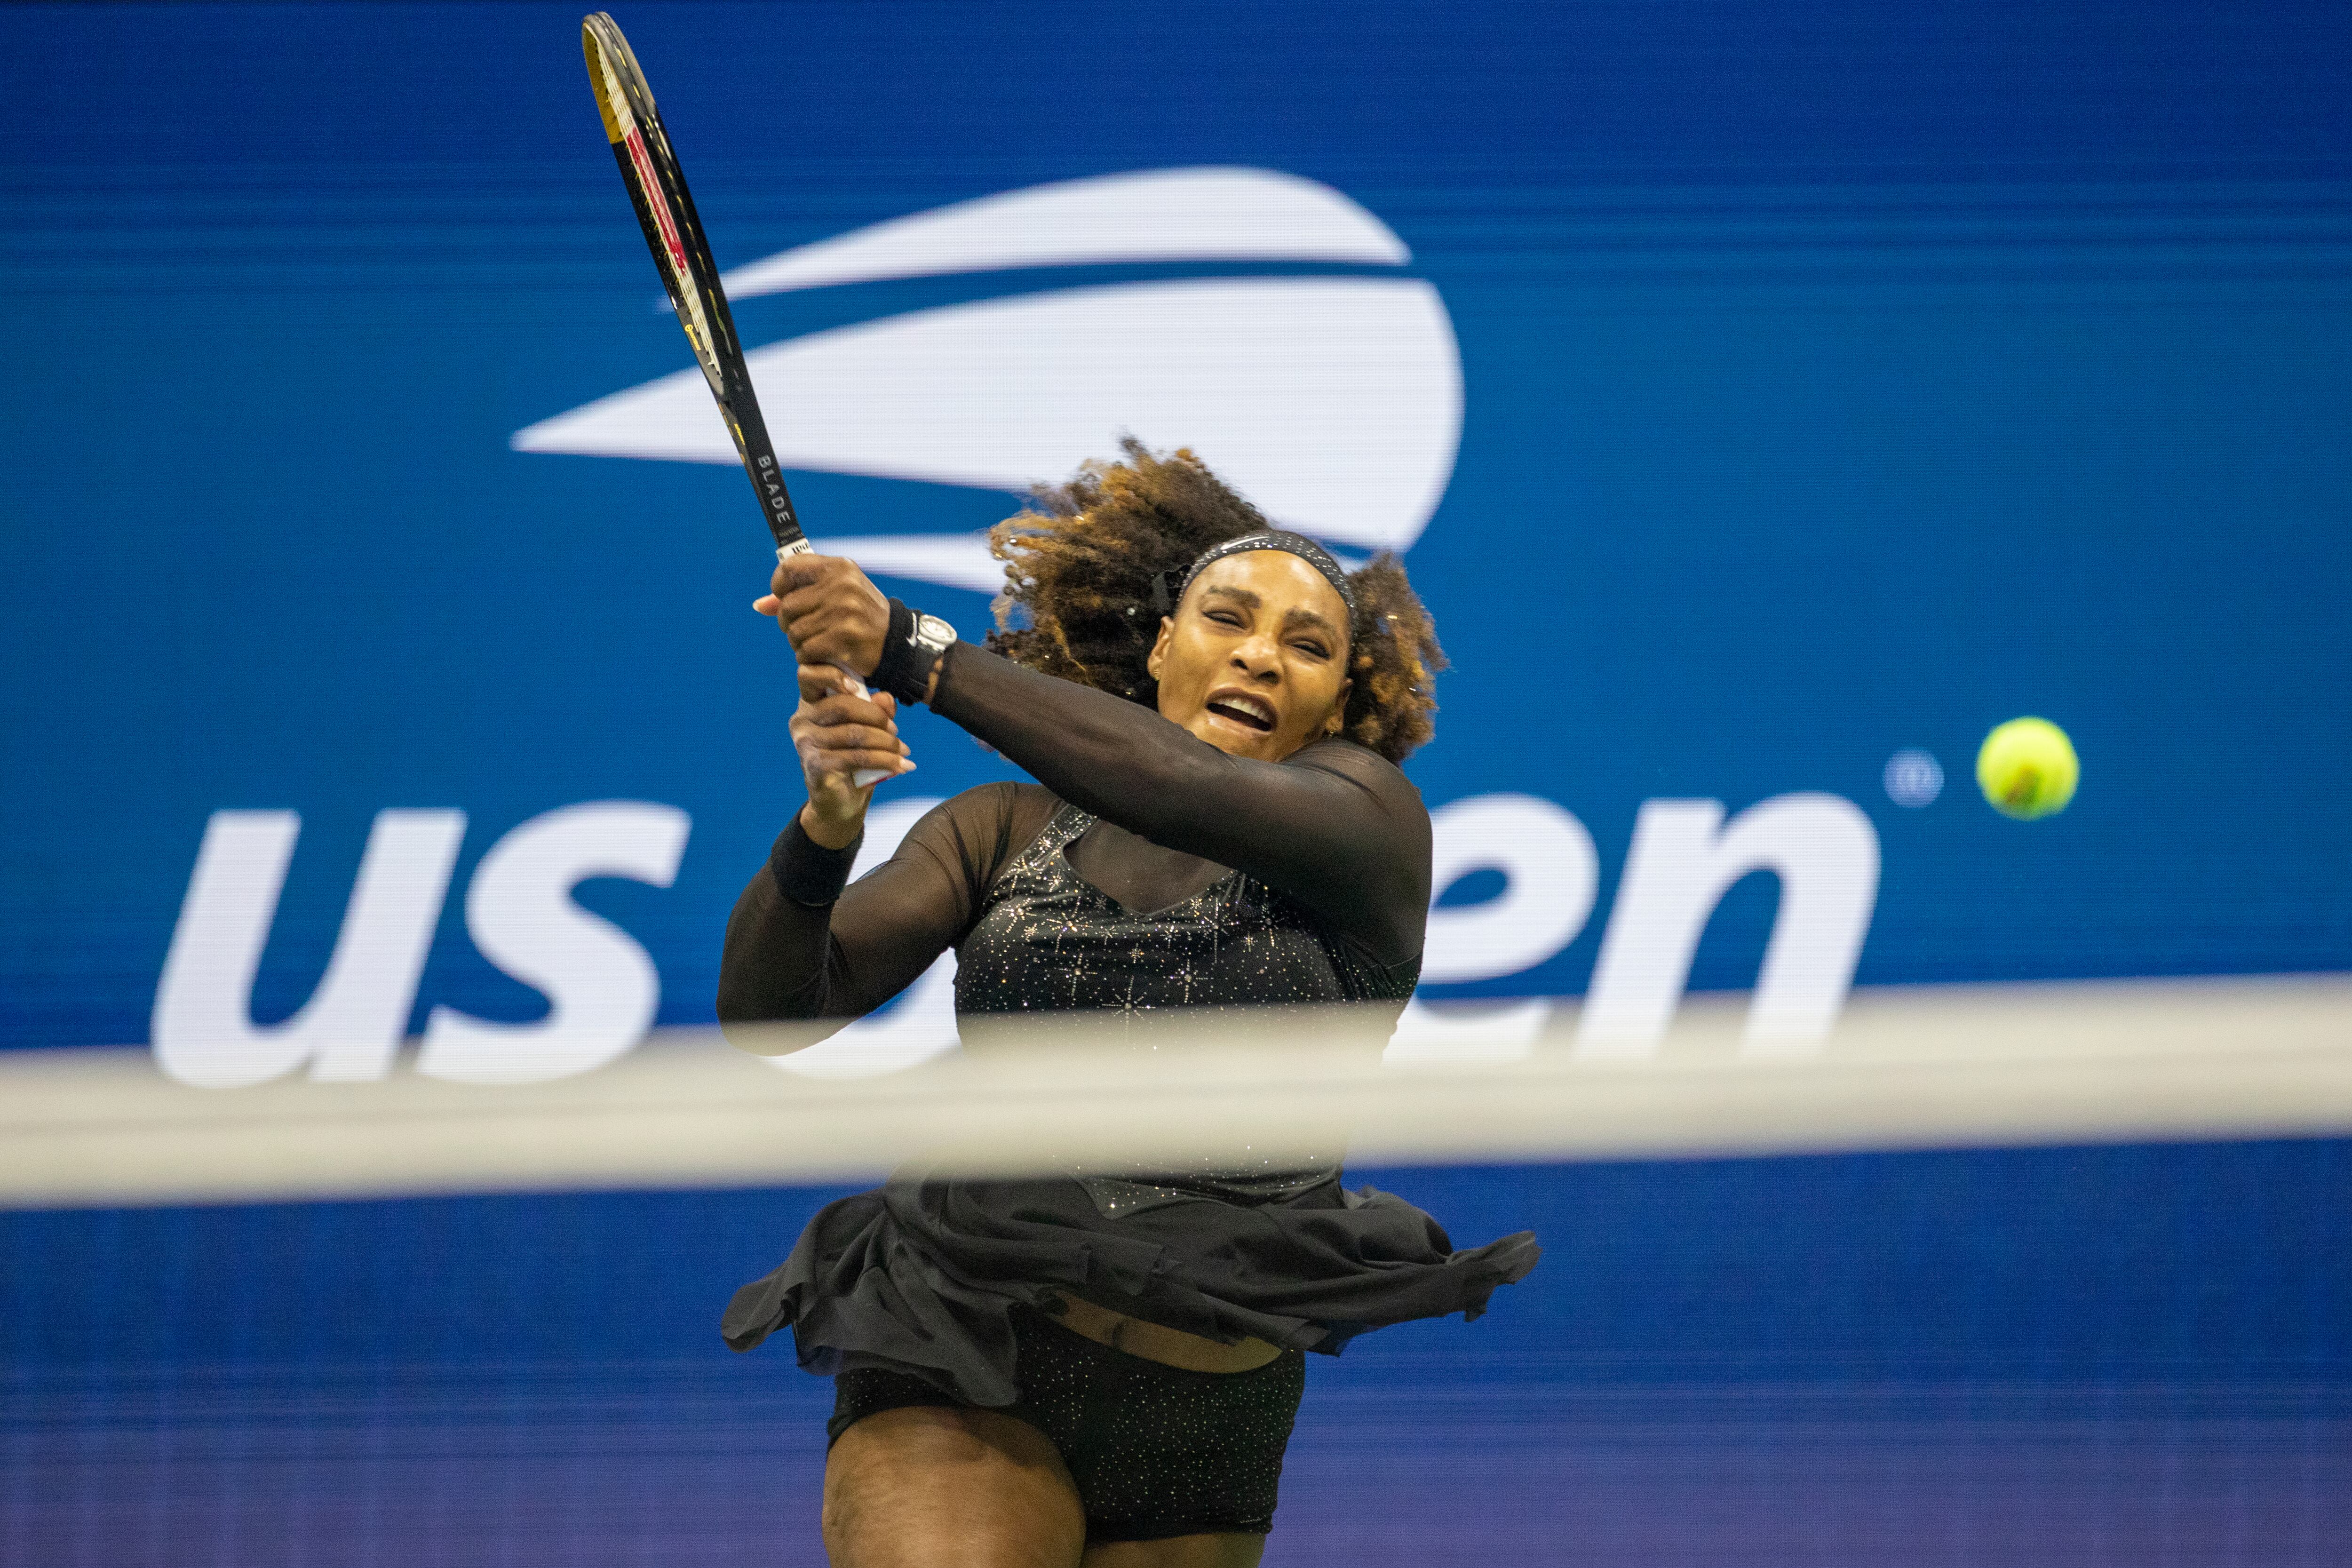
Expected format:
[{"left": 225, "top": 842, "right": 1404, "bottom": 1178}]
[
  {"left": 714, "top": 800, "right": 986, "bottom": 1038},
  {"left": 716, "top": 666, "right": 947, "bottom": 1048}
]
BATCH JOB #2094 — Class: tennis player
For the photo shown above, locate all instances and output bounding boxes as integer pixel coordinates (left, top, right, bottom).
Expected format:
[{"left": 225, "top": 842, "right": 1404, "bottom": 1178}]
[{"left": 718, "top": 443, "right": 1538, "bottom": 1568}]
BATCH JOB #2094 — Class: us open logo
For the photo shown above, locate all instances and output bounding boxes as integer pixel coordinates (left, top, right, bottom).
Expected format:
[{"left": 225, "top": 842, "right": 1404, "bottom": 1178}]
[
  {"left": 151, "top": 174, "right": 1878, "bottom": 1089},
  {"left": 511, "top": 166, "right": 1464, "bottom": 590},
  {"left": 508, "top": 167, "right": 1477, "bottom": 1077}
]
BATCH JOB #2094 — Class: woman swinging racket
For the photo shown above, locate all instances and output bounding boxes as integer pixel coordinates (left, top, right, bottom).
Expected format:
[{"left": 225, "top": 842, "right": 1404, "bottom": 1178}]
[{"left": 718, "top": 442, "right": 1538, "bottom": 1568}]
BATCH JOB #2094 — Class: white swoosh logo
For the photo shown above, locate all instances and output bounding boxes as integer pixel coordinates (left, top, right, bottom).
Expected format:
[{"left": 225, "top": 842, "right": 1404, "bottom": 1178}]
[
  {"left": 516, "top": 169, "right": 1462, "bottom": 588},
  {"left": 717, "top": 167, "right": 1410, "bottom": 297}
]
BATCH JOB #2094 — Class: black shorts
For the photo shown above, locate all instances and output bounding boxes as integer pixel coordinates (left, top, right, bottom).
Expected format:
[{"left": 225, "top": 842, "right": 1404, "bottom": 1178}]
[{"left": 827, "top": 1307, "right": 1307, "bottom": 1544}]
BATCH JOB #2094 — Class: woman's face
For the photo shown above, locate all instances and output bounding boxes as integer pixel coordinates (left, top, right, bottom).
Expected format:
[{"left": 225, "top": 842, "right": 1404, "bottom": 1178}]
[{"left": 1148, "top": 550, "right": 1353, "bottom": 762}]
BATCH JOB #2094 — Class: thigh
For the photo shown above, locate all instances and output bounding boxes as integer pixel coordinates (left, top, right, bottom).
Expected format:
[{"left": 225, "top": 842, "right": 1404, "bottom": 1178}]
[
  {"left": 1082, "top": 1533, "right": 1267, "bottom": 1568},
  {"left": 824, "top": 1404, "right": 1089, "bottom": 1568}
]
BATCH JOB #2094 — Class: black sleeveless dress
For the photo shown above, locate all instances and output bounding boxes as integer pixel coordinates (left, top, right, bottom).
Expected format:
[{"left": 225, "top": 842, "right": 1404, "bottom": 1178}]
[{"left": 716, "top": 643, "right": 1538, "bottom": 1408}]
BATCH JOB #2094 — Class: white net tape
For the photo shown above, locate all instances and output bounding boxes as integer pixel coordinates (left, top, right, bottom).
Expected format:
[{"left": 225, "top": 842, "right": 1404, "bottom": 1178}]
[{"left": 6, "top": 974, "right": 2349, "bottom": 1209}]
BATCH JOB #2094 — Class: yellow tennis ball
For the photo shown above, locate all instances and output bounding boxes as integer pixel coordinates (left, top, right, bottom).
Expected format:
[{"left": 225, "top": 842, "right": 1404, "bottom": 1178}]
[{"left": 1977, "top": 717, "right": 2078, "bottom": 819}]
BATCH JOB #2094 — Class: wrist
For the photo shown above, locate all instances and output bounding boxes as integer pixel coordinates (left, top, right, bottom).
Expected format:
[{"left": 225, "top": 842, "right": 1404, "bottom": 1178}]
[
  {"left": 799, "top": 799, "right": 864, "bottom": 851},
  {"left": 872, "top": 598, "right": 958, "bottom": 705},
  {"left": 774, "top": 811, "right": 861, "bottom": 908}
]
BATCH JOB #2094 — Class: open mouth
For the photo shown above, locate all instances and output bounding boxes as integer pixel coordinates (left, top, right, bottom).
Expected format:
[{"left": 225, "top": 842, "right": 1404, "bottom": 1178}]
[{"left": 1205, "top": 694, "right": 1277, "bottom": 732}]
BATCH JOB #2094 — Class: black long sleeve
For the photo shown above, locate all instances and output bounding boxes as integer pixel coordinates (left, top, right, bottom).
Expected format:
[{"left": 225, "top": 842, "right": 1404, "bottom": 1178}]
[
  {"left": 928, "top": 642, "right": 1431, "bottom": 964},
  {"left": 717, "top": 645, "right": 1431, "bottom": 1042},
  {"left": 716, "top": 782, "right": 1057, "bottom": 1038}
]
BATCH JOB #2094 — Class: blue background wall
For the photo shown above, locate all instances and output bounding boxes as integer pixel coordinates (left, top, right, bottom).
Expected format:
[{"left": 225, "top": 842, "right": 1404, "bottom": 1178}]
[
  {"left": 5, "top": 2, "right": 2349, "bottom": 1561},
  {"left": 8, "top": 1146, "right": 2350, "bottom": 1564},
  {"left": 6, "top": 0, "right": 2350, "bottom": 1047}
]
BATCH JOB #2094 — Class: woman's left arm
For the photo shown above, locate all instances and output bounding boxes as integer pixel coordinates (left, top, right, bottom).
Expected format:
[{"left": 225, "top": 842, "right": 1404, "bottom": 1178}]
[
  {"left": 762, "top": 556, "right": 1432, "bottom": 962},
  {"left": 933, "top": 642, "right": 1430, "bottom": 947}
]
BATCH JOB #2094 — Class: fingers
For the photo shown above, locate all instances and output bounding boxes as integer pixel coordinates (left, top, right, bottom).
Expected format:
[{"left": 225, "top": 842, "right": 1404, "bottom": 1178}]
[
  {"left": 795, "top": 701, "right": 906, "bottom": 747},
  {"left": 796, "top": 728, "right": 914, "bottom": 776},
  {"left": 795, "top": 722, "right": 914, "bottom": 780},
  {"left": 754, "top": 587, "right": 861, "bottom": 635},
  {"left": 757, "top": 557, "right": 854, "bottom": 625},
  {"left": 794, "top": 667, "right": 901, "bottom": 720},
  {"left": 798, "top": 663, "right": 873, "bottom": 704},
  {"left": 769, "top": 552, "right": 831, "bottom": 596},
  {"left": 793, "top": 666, "right": 913, "bottom": 781},
  {"left": 769, "top": 552, "right": 863, "bottom": 600},
  {"left": 779, "top": 608, "right": 877, "bottom": 670},
  {"left": 801, "top": 719, "right": 905, "bottom": 753},
  {"left": 774, "top": 580, "right": 838, "bottom": 621},
  {"left": 799, "top": 743, "right": 915, "bottom": 780},
  {"left": 760, "top": 555, "right": 891, "bottom": 676},
  {"left": 797, "top": 680, "right": 890, "bottom": 719}
]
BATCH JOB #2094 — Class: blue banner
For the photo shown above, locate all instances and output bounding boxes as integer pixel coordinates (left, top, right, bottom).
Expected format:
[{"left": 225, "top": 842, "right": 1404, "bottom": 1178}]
[
  {"left": 6, "top": 7, "right": 2351, "bottom": 1565},
  {"left": 8, "top": 0, "right": 2352, "bottom": 1066}
]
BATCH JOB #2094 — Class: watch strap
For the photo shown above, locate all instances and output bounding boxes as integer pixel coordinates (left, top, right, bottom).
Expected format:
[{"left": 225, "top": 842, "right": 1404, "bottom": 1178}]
[{"left": 873, "top": 597, "right": 955, "bottom": 705}]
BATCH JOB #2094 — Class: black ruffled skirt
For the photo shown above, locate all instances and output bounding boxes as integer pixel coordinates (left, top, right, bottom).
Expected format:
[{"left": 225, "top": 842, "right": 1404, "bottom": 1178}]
[{"left": 722, "top": 1169, "right": 1540, "bottom": 1408}]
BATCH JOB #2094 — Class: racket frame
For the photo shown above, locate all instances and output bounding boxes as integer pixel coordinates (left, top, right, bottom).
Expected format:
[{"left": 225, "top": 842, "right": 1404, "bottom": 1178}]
[
  {"left": 582, "top": 11, "right": 887, "bottom": 783},
  {"left": 582, "top": 11, "right": 806, "bottom": 557}
]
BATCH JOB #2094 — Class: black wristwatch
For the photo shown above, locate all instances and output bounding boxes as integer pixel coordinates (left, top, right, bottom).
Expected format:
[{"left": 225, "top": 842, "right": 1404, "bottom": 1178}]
[{"left": 873, "top": 598, "right": 958, "bottom": 705}]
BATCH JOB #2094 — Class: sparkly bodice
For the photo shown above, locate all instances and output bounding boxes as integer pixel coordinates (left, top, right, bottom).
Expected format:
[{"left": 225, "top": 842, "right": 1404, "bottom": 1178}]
[
  {"left": 952, "top": 805, "right": 1416, "bottom": 1201},
  {"left": 955, "top": 805, "right": 1414, "bottom": 1031}
]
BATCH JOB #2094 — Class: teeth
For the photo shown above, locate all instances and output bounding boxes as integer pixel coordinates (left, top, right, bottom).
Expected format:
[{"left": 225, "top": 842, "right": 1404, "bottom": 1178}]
[{"left": 1211, "top": 694, "right": 1275, "bottom": 728}]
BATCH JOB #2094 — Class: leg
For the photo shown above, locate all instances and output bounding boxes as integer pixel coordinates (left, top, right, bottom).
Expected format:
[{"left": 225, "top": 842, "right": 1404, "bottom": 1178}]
[
  {"left": 1082, "top": 1533, "right": 1267, "bottom": 1568},
  {"left": 824, "top": 1405, "right": 1089, "bottom": 1568}
]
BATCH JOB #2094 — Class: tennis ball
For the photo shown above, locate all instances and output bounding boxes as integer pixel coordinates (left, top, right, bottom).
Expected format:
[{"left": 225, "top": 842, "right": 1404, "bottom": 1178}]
[{"left": 1976, "top": 717, "right": 2078, "bottom": 819}]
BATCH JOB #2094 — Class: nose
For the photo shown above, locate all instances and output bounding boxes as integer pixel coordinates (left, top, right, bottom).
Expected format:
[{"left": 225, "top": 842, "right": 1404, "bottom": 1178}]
[{"left": 1231, "top": 630, "right": 1282, "bottom": 681}]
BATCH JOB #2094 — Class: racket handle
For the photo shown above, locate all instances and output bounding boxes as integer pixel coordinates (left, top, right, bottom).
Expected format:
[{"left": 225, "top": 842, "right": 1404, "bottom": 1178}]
[
  {"left": 837, "top": 666, "right": 893, "bottom": 791},
  {"left": 774, "top": 542, "right": 893, "bottom": 790}
]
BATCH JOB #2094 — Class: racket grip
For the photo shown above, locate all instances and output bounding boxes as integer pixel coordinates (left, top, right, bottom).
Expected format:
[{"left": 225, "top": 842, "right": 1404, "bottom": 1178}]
[
  {"left": 843, "top": 679, "right": 892, "bottom": 785},
  {"left": 772, "top": 543, "right": 894, "bottom": 788},
  {"left": 831, "top": 667, "right": 893, "bottom": 790}
]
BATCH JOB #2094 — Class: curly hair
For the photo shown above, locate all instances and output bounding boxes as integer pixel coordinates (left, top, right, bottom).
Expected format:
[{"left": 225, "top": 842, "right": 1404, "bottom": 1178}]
[{"left": 984, "top": 439, "right": 1445, "bottom": 762}]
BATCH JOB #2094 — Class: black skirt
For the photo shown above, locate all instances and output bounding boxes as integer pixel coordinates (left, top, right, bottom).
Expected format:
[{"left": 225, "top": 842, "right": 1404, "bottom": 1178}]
[{"left": 722, "top": 1169, "right": 1540, "bottom": 1408}]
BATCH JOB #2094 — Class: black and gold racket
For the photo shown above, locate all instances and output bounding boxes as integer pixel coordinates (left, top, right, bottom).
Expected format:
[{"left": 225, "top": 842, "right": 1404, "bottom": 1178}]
[{"left": 583, "top": 12, "right": 886, "bottom": 781}]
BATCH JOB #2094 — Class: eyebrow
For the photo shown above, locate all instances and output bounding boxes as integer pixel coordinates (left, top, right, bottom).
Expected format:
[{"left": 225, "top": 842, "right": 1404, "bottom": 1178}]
[
  {"left": 1282, "top": 606, "right": 1344, "bottom": 642},
  {"left": 1200, "top": 585, "right": 1343, "bottom": 644}
]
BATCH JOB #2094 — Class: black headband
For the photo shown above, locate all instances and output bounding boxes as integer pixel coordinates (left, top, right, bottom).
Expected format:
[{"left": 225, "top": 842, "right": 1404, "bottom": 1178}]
[{"left": 1151, "top": 530, "right": 1359, "bottom": 619}]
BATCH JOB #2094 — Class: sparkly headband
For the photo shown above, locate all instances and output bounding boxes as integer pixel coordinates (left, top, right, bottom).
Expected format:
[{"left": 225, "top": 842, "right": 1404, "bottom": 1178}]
[{"left": 1150, "top": 530, "right": 1359, "bottom": 619}]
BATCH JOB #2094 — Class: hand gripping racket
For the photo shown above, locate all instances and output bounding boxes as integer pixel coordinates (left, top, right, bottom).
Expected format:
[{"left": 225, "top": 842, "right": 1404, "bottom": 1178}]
[{"left": 581, "top": 11, "right": 888, "bottom": 785}]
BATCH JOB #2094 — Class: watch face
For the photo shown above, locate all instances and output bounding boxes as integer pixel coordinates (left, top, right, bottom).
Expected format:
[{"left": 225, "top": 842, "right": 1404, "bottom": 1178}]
[{"left": 915, "top": 613, "right": 958, "bottom": 648}]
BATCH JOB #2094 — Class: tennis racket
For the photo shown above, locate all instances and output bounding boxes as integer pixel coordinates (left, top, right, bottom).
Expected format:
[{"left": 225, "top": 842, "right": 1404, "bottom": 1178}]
[{"left": 581, "top": 11, "right": 888, "bottom": 784}]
